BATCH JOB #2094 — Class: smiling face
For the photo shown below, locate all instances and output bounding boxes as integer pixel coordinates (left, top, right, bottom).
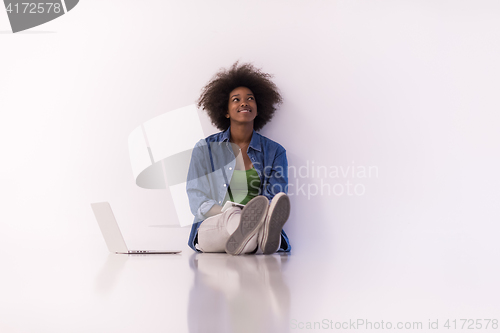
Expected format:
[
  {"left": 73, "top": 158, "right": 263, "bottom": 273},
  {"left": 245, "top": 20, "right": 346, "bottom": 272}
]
[{"left": 226, "top": 86, "right": 258, "bottom": 126}]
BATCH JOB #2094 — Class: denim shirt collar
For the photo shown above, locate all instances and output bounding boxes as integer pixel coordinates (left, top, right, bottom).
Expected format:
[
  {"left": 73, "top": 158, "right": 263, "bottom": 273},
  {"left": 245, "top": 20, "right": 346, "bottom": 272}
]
[{"left": 220, "top": 126, "right": 262, "bottom": 152}]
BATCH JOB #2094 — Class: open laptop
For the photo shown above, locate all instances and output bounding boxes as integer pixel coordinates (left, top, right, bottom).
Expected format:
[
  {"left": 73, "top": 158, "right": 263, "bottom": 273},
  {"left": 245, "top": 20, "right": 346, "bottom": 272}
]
[{"left": 91, "top": 202, "right": 182, "bottom": 254}]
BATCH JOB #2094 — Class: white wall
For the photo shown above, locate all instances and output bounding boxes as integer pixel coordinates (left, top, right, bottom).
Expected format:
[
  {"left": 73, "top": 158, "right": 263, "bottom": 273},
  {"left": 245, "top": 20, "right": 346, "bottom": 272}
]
[{"left": 1, "top": 0, "right": 499, "bottom": 259}]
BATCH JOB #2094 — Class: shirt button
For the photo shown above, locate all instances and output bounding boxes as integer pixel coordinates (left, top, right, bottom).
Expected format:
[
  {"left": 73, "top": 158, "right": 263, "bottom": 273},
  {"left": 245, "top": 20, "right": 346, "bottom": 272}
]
[
  {"left": 229, "top": 167, "right": 232, "bottom": 170},
  {"left": 219, "top": 201, "right": 221, "bottom": 204},
  {"left": 223, "top": 184, "right": 227, "bottom": 187}
]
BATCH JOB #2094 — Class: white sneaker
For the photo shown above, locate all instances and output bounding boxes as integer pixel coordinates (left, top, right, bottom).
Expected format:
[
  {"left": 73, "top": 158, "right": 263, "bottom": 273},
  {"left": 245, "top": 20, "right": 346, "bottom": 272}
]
[
  {"left": 225, "top": 196, "right": 268, "bottom": 255},
  {"left": 259, "top": 193, "right": 290, "bottom": 255}
]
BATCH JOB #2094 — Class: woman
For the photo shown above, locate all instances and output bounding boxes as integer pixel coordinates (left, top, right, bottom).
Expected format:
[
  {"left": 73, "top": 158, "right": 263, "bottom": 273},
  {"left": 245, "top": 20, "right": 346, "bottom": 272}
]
[{"left": 186, "top": 62, "right": 291, "bottom": 255}]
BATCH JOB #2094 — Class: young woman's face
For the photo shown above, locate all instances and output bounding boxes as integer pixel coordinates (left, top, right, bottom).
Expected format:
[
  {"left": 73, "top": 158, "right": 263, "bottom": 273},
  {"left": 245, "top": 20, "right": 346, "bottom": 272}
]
[{"left": 227, "top": 86, "right": 258, "bottom": 125}]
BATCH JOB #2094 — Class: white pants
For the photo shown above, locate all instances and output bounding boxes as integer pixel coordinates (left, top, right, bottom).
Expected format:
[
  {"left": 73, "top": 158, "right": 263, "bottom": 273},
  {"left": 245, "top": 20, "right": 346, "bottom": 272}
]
[{"left": 198, "top": 207, "right": 280, "bottom": 254}]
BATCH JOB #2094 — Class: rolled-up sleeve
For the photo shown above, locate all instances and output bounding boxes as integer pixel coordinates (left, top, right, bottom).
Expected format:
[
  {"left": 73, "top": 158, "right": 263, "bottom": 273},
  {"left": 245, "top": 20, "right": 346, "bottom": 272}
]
[
  {"left": 186, "top": 140, "right": 217, "bottom": 223},
  {"left": 263, "top": 148, "right": 288, "bottom": 202}
]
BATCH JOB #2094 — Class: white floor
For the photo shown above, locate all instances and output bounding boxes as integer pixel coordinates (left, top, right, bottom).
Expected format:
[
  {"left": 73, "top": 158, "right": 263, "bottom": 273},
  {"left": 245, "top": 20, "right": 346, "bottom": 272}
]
[
  {"left": 1, "top": 225, "right": 499, "bottom": 333},
  {"left": 2, "top": 1, "right": 500, "bottom": 331}
]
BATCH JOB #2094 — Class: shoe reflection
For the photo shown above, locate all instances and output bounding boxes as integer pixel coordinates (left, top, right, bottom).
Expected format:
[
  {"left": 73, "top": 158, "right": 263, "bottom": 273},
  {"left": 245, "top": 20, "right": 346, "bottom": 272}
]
[{"left": 188, "top": 253, "right": 291, "bottom": 333}]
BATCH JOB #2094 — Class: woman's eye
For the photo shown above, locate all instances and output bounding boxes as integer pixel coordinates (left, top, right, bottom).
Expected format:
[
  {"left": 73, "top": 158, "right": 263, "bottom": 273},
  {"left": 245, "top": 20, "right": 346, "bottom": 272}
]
[
  {"left": 248, "top": 97, "right": 254, "bottom": 100},
  {"left": 232, "top": 98, "right": 239, "bottom": 102}
]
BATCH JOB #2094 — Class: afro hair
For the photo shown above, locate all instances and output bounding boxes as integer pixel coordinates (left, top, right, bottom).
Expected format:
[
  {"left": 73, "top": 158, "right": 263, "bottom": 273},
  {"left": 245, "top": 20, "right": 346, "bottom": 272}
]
[{"left": 197, "top": 62, "right": 283, "bottom": 131}]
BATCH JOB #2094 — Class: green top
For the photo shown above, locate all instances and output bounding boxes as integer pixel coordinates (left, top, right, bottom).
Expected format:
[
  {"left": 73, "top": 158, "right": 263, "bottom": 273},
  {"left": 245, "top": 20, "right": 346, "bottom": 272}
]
[{"left": 223, "top": 167, "right": 261, "bottom": 205}]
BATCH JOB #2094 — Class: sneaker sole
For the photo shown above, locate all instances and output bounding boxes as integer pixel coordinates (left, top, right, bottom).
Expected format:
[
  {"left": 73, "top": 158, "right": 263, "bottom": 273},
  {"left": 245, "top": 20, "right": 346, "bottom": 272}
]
[
  {"left": 261, "top": 194, "right": 290, "bottom": 255},
  {"left": 225, "top": 196, "right": 268, "bottom": 255}
]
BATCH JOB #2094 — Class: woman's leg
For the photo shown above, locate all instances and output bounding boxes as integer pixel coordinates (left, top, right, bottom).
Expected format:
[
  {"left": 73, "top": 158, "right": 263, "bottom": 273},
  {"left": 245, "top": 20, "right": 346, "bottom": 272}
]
[
  {"left": 198, "top": 207, "right": 258, "bottom": 253},
  {"left": 198, "top": 207, "right": 239, "bottom": 253}
]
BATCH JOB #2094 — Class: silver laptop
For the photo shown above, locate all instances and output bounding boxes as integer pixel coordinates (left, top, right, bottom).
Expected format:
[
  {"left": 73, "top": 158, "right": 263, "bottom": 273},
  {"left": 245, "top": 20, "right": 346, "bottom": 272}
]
[{"left": 91, "top": 202, "right": 182, "bottom": 254}]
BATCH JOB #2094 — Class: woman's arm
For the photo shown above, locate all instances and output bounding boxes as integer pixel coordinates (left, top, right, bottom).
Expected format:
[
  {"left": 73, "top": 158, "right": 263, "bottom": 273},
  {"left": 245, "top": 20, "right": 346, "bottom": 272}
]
[
  {"left": 186, "top": 140, "right": 220, "bottom": 222},
  {"left": 262, "top": 148, "right": 288, "bottom": 203}
]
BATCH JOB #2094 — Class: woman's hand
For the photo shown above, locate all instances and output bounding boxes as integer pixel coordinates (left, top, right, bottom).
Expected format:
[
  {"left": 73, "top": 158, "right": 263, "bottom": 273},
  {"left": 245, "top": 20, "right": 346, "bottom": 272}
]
[{"left": 204, "top": 204, "right": 223, "bottom": 218}]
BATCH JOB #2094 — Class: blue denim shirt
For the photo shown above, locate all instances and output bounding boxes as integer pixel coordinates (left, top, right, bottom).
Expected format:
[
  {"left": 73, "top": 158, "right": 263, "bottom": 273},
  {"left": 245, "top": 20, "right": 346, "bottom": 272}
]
[{"left": 186, "top": 127, "right": 291, "bottom": 252}]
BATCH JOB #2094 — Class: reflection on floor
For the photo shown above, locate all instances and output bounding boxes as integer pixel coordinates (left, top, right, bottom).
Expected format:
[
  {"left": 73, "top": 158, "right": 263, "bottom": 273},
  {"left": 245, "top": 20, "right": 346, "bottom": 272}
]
[
  {"left": 188, "top": 253, "right": 290, "bottom": 333},
  {"left": 2, "top": 232, "right": 500, "bottom": 333}
]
